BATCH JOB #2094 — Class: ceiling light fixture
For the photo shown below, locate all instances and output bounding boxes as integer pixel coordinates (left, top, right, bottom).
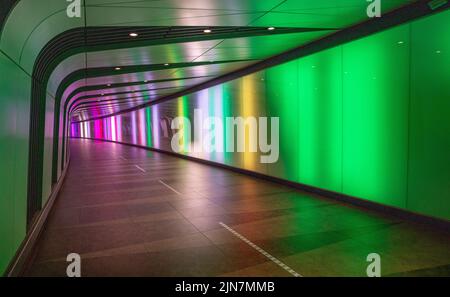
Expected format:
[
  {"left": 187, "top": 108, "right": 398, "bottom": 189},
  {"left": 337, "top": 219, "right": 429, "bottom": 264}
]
[
  {"left": 436, "top": 50, "right": 441, "bottom": 54},
  {"left": 203, "top": 29, "right": 212, "bottom": 33},
  {"left": 398, "top": 41, "right": 404, "bottom": 44},
  {"left": 107, "top": 84, "right": 111, "bottom": 87},
  {"left": 164, "top": 63, "right": 169, "bottom": 66},
  {"left": 268, "top": 27, "right": 275, "bottom": 31},
  {"left": 114, "top": 67, "right": 121, "bottom": 70},
  {"left": 129, "top": 32, "right": 138, "bottom": 37}
]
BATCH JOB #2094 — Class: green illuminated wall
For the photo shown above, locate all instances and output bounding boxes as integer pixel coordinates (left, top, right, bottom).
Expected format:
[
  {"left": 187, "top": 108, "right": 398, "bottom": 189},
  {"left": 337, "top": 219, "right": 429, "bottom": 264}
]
[
  {"left": 408, "top": 11, "right": 450, "bottom": 219},
  {"left": 75, "top": 10, "right": 450, "bottom": 221},
  {"left": 342, "top": 23, "right": 410, "bottom": 208},
  {"left": 266, "top": 60, "right": 299, "bottom": 181},
  {"left": 0, "top": 51, "right": 30, "bottom": 274},
  {"left": 0, "top": 51, "right": 54, "bottom": 274},
  {"left": 298, "top": 46, "right": 343, "bottom": 193}
]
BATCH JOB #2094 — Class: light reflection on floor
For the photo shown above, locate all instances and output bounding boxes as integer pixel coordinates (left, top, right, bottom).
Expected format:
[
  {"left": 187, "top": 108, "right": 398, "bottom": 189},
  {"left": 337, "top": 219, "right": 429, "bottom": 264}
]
[{"left": 26, "top": 139, "right": 450, "bottom": 277}]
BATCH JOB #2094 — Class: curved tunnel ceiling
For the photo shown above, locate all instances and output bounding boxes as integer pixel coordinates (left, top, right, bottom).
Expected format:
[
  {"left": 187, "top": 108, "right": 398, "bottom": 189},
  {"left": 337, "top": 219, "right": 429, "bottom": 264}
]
[
  {"left": 1, "top": 0, "right": 415, "bottom": 123},
  {"left": 59, "top": 26, "right": 333, "bottom": 121}
]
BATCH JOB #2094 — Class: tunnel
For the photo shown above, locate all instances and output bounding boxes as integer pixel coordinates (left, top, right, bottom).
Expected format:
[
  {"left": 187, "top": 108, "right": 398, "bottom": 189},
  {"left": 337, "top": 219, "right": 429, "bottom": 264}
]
[{"left": 0, "top": 0, "right": 449, "bottom": 278}]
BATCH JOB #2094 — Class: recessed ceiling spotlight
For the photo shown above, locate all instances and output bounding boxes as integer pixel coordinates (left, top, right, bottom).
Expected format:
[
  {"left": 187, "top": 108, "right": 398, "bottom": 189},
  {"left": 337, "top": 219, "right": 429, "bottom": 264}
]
[
  {"left": 144, "top": 80, "right": 148, "bottom": 83},
  {"left": 268, "top": 27, "right": 275, "bottom": 31},
  {"left": 114, "top": 67, "right": 121, "bottom": 70},
  {"left": 129, "top": 32, "right": 138, "bottom": 37},
  {"left": 397, "top": 41, "right": 404, "bottom": 44},
  {"left": 203, "top": 29, "right": 212, "bottom": 33},
  {"left": 164, "top": 63, "right": 170, "bottom": 66}
]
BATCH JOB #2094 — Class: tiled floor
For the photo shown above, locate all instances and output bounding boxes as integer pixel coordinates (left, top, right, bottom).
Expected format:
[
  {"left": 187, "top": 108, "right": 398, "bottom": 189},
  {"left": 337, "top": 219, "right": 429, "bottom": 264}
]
[{"left": 25, "top": 139, "right": 450, "bottom": 276}]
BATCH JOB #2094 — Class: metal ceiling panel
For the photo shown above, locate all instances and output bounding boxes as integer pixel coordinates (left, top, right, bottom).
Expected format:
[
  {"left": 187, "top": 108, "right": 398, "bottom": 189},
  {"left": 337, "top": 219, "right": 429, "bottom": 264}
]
[
  {"left": 2, "top": 0, "right": 415, "bottom": 121},
  {"left": 80, "top": 60, "right": 253, "bottom": 86},
  {"left": 85, "top": 68, "right": 179, "bottom": 85},
  {"left": 253, "top": 0, "right": 415, "bottom": 28},
  {"left": 81, "top": 76, "right": 213, "bottom": 98},
  {"left": 71, "top": 60, "right": 255, "bottom": 119},
  {"left": 85, "top": 0, "right": 286, "bottom": 26},
  {"left": 171, "top": 60, "right": 256, "bottom": 79},
  {"left": 86, "top": 7, "right": 264, "bottom": 27},
  {"left": 47, "top": 53, "right": 86, "bottom": 96},
  {"left": 0, "top": 0, "right": 85, "bottom": 70},
  {"left": 273, "top": 0, "right": 413, "bottom": 12},
  {"left": 88, "top": 0, "right": 284, "bottom": 11},
  {"left": 193, "top": 31, "right": 334, "bottom": 61},
  {"left": 85, "top": 40, "right": 222, "bottom": 68}
]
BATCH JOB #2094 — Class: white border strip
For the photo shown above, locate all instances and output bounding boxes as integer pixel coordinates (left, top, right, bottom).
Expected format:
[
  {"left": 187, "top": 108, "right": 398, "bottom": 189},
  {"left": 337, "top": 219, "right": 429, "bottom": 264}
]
[
  {"left": 134, "top": 164, "right": 146, "bottom": 173},
  {"left": 159, "top": 179, "right": 182, "bottom": 195},
  {"left": 219, "top": 222, "right": 302, "bottom": 277}
]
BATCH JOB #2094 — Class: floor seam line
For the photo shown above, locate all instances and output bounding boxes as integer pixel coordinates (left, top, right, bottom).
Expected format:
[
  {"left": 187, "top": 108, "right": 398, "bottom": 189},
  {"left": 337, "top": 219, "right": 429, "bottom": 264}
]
[
  {"left": 135, "top": 164, "right": 146, "bottom": 173},
  {"left": 158, "top": 179, "right": 182, "bottom": 195},
  {"left": 219, "top": 222, "right": 302, "bottom": 277}
]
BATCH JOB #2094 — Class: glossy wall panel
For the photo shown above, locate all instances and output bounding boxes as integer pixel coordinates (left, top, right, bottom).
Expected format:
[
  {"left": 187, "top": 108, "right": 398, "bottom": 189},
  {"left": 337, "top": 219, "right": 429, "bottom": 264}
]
[
  {"left": 0, "top": 51, "right": 30, "bottom": 274},
  {"left": 0, "top": 52, "right": 17, "bottom": 274},
  {"left": 298, "top": 47, "right": 343, "bottom": 193},
  {"left": 266, "top": 60, "right": 298, "bottom": 181},
  {"left": 72, "top": 10, "right": 450, "bottom": 221},
  {"left": 408, "top": 11, "right": 450, "bottom": 219},
  {"left": 342, "top": 24, "right": 410, "bottom": 208}
]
